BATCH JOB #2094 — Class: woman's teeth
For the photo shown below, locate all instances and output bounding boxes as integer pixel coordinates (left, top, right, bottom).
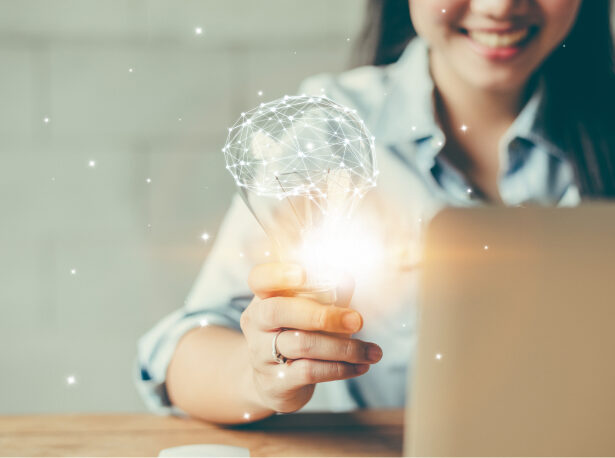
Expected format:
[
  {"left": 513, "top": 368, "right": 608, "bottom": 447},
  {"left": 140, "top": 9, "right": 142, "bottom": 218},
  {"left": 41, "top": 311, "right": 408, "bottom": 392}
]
[{"left": 468, "top": 28, "right": 530, "bottom": 48}]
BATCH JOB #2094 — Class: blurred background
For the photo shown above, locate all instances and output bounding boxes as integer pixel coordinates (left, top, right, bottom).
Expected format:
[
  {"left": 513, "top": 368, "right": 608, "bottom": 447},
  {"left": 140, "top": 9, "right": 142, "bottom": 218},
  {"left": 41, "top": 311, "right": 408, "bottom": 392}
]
[{"left": 0, "top": 0, "right": 365, "bottom": 414}]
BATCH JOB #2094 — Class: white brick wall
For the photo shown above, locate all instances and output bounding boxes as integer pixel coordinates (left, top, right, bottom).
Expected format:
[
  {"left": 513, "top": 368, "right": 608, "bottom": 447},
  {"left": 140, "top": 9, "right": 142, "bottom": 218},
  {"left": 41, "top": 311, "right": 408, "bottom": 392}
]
[{"left": 0, "top": 0, "right": 365, "bottom": 413}]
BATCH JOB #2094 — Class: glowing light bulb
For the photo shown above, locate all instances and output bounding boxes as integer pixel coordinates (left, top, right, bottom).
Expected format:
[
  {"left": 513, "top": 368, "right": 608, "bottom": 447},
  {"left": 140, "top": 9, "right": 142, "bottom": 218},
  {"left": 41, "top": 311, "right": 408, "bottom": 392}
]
[{"left": 223, "top": 95, "right": 377, "bottom": 300}]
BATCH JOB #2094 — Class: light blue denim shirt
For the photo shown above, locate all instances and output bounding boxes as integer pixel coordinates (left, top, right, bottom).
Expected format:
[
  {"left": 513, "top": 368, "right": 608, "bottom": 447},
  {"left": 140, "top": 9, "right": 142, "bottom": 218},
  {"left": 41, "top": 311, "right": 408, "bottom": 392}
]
[{"left": 135, "top": 37, "right": 580, "bottom": 415}]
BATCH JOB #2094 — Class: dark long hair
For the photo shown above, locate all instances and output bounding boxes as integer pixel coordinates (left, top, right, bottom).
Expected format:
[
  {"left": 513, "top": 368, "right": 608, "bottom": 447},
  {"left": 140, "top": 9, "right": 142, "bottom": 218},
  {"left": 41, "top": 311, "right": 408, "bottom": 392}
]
[{"left": 353, "top": 0, "right": 615, "bottom": 198}]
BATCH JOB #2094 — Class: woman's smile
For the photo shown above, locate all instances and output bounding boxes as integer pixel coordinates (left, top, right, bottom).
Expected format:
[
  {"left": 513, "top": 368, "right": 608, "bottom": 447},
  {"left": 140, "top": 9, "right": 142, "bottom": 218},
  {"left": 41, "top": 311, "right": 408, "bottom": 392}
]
[{"left": 457, "top": 25, "right": 539, "bottom": 61}]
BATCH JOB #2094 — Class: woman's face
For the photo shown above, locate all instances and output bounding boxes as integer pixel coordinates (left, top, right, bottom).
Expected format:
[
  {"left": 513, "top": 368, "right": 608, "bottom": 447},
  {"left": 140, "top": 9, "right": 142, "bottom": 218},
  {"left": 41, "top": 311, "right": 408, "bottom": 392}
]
[{"left": 409, "top": 0, "right": 582, "bottom": 92}]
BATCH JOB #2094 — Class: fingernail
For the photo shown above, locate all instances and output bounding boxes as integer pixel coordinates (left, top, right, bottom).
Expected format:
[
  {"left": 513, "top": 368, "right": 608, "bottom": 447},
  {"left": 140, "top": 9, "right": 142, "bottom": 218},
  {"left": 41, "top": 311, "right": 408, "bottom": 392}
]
[
  {"left": 366, "top": 345, "right": 382, "bottom": 362},
  {"left": 342, "top": 311, "right": 361, "bottom": 332},
  {"left": 285, "top": 264, "right": 304, "bottom": 286}
]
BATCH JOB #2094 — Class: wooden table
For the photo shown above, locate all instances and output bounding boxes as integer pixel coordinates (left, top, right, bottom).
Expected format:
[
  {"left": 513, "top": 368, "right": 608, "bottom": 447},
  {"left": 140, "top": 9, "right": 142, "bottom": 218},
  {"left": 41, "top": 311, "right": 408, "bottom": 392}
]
[{"left": 0, "top": 409, "right": 403, "bottom": 457}]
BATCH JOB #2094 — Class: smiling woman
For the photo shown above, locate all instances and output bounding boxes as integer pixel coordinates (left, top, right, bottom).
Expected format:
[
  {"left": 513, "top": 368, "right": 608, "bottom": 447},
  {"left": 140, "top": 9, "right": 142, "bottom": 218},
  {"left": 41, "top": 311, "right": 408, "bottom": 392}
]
[
  {"left": 355, "top": 0, "right": 615, "bottom": 197},
  {"left": 136, "top": 0, "right": 615, "bottom": 426}
]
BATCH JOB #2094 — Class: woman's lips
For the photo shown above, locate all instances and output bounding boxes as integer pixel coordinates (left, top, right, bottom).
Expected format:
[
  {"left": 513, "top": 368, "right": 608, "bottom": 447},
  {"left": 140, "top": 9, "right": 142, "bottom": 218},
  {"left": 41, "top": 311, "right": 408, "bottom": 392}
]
[{"left": 459, "top": 26, "right": 537, "bottom": 61}]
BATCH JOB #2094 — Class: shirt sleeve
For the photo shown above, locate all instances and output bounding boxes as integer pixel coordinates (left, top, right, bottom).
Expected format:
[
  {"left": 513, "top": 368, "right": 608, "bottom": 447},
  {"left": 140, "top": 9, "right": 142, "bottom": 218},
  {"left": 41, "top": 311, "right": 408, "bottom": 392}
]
[{"left": 135, "top": 193, "right": 267, "bottom": 413}]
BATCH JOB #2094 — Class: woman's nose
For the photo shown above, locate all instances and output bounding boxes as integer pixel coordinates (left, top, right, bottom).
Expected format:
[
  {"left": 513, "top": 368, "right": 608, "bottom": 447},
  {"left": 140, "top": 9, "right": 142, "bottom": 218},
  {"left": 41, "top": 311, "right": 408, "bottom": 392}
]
[{"left": 470, "top": 0, "right": 529, "bottom": 20}]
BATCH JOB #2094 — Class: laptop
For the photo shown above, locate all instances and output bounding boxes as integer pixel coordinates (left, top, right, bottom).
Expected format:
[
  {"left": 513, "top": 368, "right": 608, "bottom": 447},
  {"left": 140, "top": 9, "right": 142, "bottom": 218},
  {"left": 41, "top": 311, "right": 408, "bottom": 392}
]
[{"left": 405, "top": 204, "right": 615, "bottom": 456}]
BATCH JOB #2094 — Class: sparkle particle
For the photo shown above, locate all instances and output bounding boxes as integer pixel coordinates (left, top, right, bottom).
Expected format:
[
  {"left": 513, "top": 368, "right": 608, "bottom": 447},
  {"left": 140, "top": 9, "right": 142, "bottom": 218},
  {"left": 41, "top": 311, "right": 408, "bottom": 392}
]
[
  {"left": 243, "top": 412, "right": 251, "bottom": 420},
  {"left": 195, "top": 26, "right": 203, "bottom": 35},
  {"left": 461, "top": 124, "right": 468, "bottom": 132},
  {"left": 43, "top": 117, "right": 50, "bottom": 124},
  {"left": 257, "top": 90, "right": 263, "bottom": 97},
  {"left": 484, "top": 245, "right": 489, "bottom": 251},
  {"left": 146, "top": 178, "right": 151, "bottom": 183},
  {"left": 264, "top": 251, "right": 270, "bottom": 257},
  {"left": 435, "top": 353, "right": 442, "bottom": 360},
  {"left": 201, "top": 232, "right": 210, "bottom": 241},
  {"left": 70, "top": 268, "right": 77, "bottom": 275},
  {"left": 128, "top": 67, "right": 134, "bottom": 73},
  {"left": 200, "top": 318, "right": 209, "bottom": 327},
  {"left": 66, "top": 375, "right": 77, "bottom": 385},
  {"left": 88, "top": 160, "right": 96, "bottom": 168}
]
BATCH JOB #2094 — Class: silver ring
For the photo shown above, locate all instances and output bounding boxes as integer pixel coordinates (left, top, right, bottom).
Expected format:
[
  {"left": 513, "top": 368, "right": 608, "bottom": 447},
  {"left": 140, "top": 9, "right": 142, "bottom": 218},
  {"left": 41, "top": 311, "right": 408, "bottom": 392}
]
[{"left": 272, "top": 329, "right": 287, "bottom": 364}]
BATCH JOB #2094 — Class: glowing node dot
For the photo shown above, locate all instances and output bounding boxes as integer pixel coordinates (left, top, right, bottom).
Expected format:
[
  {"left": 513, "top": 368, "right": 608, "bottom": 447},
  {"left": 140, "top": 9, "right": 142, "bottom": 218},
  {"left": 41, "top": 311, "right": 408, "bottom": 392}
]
[
  {"left": 88, "top": 160, "right": 96, "bottom": 168},
  {"left": 435, "top": 353, "right": 443, "bottom": 360},
  {"left": 66, "top": 375, "right": 76, "bottom": 385},
  {"left": 201, "top": 232, "right": 210, "bottom": 241},
  {"left": 200, "top": 319, "right": 209, "bottom": 327},
  {"left": 484, "top": 245, "right": 489, "bottom": 251},
  {"left": 195, "top": 26, "right": 203, "bottom": 35},
  {"left": 70, "top": 268, "right": 77, "bottom": 275}
]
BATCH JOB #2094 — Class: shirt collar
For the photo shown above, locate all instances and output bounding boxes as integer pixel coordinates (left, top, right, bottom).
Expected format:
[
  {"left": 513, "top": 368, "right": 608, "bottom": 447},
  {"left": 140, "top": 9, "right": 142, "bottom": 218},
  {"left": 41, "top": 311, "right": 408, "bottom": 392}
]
[{"left": 376, "top": 37, "right": 567, "bottom": 168}]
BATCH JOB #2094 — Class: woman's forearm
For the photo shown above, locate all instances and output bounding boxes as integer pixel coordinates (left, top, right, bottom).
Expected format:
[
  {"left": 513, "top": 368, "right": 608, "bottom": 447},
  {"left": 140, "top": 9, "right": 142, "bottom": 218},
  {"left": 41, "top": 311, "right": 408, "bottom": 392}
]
[{"left": 166, "top": 325, "right": 275, "bottom": 424}]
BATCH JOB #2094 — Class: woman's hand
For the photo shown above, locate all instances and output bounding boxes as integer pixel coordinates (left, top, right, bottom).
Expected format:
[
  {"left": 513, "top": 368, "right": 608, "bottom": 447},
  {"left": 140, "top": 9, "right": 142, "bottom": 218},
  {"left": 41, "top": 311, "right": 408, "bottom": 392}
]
[{"left": 240, "top": 262, "right": 383, "bottom": 414}]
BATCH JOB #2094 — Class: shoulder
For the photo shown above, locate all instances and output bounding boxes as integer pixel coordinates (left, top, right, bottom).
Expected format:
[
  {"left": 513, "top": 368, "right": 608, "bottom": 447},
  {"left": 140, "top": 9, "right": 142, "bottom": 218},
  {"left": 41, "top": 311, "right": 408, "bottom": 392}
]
[
  {"left": 297, "top": 38, "right": 430, "bottom": 145},
  {"left": 297, "top": 64, "right": 392, "bottom": 126}
]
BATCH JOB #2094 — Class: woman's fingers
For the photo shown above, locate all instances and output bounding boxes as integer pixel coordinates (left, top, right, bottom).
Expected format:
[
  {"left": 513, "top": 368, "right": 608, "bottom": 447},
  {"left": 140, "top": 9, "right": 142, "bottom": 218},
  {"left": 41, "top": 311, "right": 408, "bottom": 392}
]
[
  {"left": 252, "top": 296, "right": 363, "bottom": 334},
  {"left": 277, "top": 359, "right": 370, "bottom": 388},
  {"left": 275, "top": 330, "right": 382, "bottom": 364},
  {"left": 248, "top": 262, "right": 305, "bottom": 299}
]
